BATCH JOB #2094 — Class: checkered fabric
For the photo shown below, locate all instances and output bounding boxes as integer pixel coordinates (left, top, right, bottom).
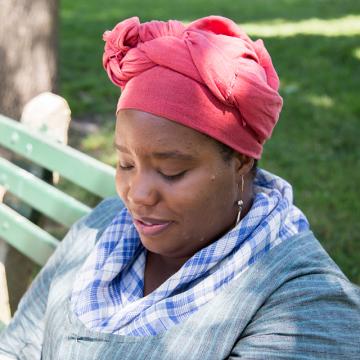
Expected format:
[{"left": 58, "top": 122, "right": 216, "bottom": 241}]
[{"left": 71, "top": 169, "right": 309, "bottom": 336}]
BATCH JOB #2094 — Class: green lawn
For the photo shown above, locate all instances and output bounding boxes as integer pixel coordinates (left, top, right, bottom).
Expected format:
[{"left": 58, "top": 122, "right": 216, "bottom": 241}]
[{"left": 59, "top": 0, "right": 360, "bottom": 283}]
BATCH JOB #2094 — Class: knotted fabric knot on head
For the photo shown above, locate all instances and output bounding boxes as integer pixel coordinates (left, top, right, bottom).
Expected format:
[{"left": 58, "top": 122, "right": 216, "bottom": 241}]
[
  {"left": 103, "top": 16, "right": 283, "bottom": 159},
  {"left": 103, "top": 17, "right": 186, "bottom": 88}
]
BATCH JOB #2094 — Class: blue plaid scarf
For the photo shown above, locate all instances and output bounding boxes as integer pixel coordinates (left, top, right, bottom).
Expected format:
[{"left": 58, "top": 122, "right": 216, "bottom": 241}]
[{"left": 71, "top": 169, "right": 309, "bottom": 336}]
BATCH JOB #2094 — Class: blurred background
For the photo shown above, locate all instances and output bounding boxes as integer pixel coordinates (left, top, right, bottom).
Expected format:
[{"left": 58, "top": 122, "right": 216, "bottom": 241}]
[{"left": 1, "top": 0, "right": 359, "bottom": 287}]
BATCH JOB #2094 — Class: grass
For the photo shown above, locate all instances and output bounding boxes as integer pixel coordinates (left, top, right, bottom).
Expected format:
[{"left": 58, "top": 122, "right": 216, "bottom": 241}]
[{"left": 59, "top": 0, "right": 360, "bottom": 283}]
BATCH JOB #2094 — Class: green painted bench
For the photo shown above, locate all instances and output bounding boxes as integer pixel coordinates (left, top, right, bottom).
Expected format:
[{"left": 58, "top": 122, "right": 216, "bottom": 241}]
[{"left": 0, "top": 114, "right": 118, "bottom": 331}]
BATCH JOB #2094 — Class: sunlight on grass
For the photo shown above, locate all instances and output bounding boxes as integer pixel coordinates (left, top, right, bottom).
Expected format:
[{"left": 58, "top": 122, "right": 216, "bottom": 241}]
[
  {"left": 353, "top": 47, "right": 360, "bottom": 60},
  {"left": 168, "top": 15, "right": 360, "bottom": 37},
  {"left": 306, "top": 95, "right": 334, "bottom": 109},
  {"left": 243, "top": 15, "right": 360, "bottom": 37}
]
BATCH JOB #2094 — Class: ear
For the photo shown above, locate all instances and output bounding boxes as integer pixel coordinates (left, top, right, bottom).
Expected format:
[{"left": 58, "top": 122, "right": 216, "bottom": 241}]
[{"left": 232, "top": 153, "right": 254, "bottom": 178}]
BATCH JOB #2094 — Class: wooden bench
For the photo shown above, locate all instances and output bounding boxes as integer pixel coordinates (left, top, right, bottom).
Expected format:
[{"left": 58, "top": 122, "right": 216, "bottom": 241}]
[{"left": 0, "top": 113, "right": 117, "bottom": 331}]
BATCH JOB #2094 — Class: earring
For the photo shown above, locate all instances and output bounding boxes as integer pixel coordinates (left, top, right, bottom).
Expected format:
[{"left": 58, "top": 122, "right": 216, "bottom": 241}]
[
  {"left": 236, "top": 176, "right": 244, "bottom": 226},
  {"left": 235, "top": 200, "right": 243, "bottom": 226}
]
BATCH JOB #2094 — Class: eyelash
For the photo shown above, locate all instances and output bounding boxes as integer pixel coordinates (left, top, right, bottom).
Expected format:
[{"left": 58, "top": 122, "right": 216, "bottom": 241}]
[
  {"left": 162, "top": 171, "right": 186, "bottom": 181},
  {"left": 118, "top": 164, "right": 133, "bottom": 171},
  {"left": 117, "top": 164, "right": 186, "bottom": 181}
]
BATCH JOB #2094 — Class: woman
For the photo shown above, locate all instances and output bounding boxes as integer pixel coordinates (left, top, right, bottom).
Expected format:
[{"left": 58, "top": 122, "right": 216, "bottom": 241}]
[{"left": 1, "top": 16, "right": 359, "bottom": 359}]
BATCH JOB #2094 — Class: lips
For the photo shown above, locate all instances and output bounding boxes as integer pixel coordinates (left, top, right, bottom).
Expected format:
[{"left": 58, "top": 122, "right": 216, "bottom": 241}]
[{"left": 133, "top": 216, "right": 173, "bottom": 236}]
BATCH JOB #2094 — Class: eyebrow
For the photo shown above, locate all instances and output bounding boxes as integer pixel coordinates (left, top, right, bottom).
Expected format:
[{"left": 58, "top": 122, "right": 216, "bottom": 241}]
[{"left": 114, "top": 143, "right": 195, "bottom": 161}]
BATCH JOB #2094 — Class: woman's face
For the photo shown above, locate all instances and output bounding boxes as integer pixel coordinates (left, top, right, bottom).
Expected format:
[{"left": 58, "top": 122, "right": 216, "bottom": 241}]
[{"left": 115, "top": 109, "right": 244, "bottom": 260}]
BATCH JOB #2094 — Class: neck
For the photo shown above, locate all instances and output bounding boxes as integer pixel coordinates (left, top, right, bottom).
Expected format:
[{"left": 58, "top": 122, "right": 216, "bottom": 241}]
[
  {"left": 143, "top": 251, "right": 189, "bottom": 296},
  {"left": 147, "top": 251, "right": 188, "bottom": 274}
]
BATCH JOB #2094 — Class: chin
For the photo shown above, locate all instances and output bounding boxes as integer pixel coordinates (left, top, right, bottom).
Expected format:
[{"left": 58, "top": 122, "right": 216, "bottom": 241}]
[
  {"left": 139, "top": 236, "right": 167, "bottom": 253},
  {"left": 139, "top": 236, "right": 182, "bottom": 257}
]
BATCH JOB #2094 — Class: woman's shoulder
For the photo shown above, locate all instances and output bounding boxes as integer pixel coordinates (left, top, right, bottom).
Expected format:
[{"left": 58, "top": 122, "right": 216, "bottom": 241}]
[
  {"left": 228, "top": 231, "right": 360, "bottom": 357},
  {"left": 253, "top": 230, "right": 353, "bottom": 284},
  {"left": 250, "top": 231, "right": 360, "bottom": 308}
]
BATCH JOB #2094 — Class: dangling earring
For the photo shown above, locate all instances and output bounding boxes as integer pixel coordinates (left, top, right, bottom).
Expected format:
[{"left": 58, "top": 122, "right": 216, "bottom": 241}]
[
  {"left": 235, "top": 199, "right": 243, "bottom": 226},
  {"left": 235, "top": 176, "right": 244, "bottom": 226}
]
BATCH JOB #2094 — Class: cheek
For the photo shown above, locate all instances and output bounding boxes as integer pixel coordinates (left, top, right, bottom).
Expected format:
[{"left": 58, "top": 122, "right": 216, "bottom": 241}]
[
  {"left": 177, "top": 172, "right": 235, "bottom": 225},
  {"left": 115, "top": 170, "right": 127, "bottom": 201},
  {"left": 199, "top": 184, "right": 233, "bottom": 219}
]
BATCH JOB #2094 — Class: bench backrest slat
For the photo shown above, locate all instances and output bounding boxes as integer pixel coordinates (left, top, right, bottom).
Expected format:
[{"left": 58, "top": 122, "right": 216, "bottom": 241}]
[
  {"left": 0, "top": 203, "right": 58, "bottom": 266},
  {"left": 0, "top": 157, "right": 91, "bottom": 227},
  {"left": 0, "top": 115, "right": 116, "bottom": 199}
]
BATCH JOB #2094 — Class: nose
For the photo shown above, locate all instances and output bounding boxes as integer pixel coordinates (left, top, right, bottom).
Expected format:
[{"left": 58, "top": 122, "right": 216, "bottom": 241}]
[{"left": 126, "top": 171, "right": 159, "bottom": 207}]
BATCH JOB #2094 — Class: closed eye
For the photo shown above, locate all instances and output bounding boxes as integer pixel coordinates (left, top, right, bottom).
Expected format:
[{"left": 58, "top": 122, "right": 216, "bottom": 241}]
[
  {"left": 117, "top": 162, "right": 186, "bottom": 181},
  {"left": 160, "top": 171, "right": 187, "bottom": 181},
  {"left": 118, "top": 163, "right": 134, "bottom": 171}
]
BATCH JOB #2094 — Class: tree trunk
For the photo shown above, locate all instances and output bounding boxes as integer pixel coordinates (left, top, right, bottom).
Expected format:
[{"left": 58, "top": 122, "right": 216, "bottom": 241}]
[
  {"left": 0, "top": 0, "right": 59, "bottom": 119},
  {"left": 0, "top": 0, "right": 59, "bottom": 313}
]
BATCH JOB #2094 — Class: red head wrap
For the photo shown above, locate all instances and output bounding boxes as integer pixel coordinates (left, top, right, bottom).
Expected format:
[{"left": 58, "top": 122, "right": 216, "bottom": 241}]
[{"left": 103, "top": 16, "right": 283, "bottom": 159}]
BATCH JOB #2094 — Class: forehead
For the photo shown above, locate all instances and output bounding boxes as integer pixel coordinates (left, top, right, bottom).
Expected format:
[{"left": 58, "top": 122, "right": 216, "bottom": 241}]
[{"left": 116, "top": 109, "right": 214, "bottom": 155}]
